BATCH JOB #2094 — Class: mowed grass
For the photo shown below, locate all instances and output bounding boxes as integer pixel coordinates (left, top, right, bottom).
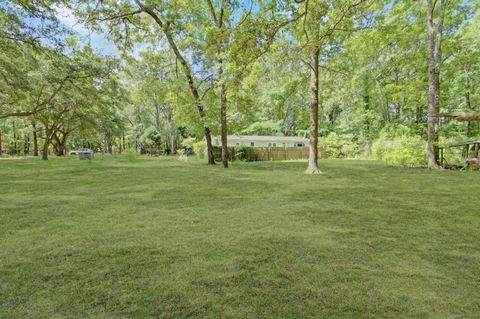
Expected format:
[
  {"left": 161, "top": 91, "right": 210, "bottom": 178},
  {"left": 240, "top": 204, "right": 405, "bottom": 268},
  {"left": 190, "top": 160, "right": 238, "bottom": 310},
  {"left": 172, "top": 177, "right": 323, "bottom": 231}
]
[{"left": 0, "top": 156, "right": 479, "bottom": 318}]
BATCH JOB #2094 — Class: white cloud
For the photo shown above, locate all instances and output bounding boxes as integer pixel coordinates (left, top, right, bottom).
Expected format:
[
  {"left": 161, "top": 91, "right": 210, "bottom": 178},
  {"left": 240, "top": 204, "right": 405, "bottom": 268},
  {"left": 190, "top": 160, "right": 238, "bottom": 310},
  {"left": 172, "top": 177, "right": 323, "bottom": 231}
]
[
  {"left": 54, "top": 5, "right": 89, "bottom": 34},
  {"left": 54, "top": 5, "right": 119, "bottom": 56}
]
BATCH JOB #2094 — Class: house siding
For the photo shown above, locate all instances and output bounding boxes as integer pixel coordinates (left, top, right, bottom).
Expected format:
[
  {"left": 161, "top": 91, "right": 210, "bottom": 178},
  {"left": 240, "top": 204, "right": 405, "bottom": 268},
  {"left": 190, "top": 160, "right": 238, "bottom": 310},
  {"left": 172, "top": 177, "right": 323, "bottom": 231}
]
[{"left": 211, "top": 136, "right": 308, "bottom": 148}]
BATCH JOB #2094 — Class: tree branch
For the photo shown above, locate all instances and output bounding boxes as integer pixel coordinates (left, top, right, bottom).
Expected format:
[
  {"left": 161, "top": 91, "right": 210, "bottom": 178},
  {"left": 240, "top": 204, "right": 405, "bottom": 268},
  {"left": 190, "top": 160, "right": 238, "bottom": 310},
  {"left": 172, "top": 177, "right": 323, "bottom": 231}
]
[{"left": 99, "top": 10, "right": 143, "bottom": 21}]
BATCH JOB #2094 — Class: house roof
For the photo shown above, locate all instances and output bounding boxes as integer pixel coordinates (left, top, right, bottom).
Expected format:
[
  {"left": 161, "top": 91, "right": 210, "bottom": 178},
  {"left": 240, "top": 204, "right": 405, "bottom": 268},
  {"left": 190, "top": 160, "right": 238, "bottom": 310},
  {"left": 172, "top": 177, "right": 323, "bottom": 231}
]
[{"left": 213, "top": 135, "right": 309, "bottom": 142}]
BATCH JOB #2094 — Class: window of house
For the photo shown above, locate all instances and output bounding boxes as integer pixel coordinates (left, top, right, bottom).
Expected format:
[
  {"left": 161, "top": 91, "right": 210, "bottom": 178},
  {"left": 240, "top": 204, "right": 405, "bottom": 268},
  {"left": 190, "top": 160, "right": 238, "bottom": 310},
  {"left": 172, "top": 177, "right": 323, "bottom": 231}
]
[
  {"left": 273, "top": 143, "right": 276, "bottom": 147},
  {"left": 297, "top": 143, "right": 304, "bottom": 147},
  {"left": 251, "top": 142, "right": 254, "bottom": 147},
  {"left": 268, "top": 143, "right": 272, "bottom": 147}
]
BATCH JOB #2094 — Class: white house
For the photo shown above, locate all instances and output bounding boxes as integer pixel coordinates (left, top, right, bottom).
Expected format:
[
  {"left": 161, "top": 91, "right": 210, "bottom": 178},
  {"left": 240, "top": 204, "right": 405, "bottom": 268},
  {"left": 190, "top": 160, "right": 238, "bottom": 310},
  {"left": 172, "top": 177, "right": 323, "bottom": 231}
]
[{"left": 212, "top": 135, "right": 309, "bottom": 148}]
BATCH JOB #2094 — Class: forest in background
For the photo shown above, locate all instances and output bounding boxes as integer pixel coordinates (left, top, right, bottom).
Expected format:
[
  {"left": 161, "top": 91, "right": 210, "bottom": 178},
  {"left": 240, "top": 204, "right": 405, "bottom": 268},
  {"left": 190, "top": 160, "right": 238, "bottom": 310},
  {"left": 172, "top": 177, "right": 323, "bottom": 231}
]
[{"left": 1, "top": 0, "right": 479, "bottom": 170}]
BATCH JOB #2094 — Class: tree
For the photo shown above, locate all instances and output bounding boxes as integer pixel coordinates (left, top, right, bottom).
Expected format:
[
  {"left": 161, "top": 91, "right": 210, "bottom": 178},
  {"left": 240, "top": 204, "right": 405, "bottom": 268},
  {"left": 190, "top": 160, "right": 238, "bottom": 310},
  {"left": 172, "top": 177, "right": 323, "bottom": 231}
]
[
  {"left": 293, "top": 0, "right": 370, "bottom": 173},
  {"left": 206, "top": 0, "right": 229, "bottom": 167},
  {"left": 426, "top": 0, "right": 447, "bottom": 169},
  {"left": 125, "top": 51, "right": 183, "bottom": 155},
  {"left": 77, "top": 0, "right": 218, "bottom": 164}
]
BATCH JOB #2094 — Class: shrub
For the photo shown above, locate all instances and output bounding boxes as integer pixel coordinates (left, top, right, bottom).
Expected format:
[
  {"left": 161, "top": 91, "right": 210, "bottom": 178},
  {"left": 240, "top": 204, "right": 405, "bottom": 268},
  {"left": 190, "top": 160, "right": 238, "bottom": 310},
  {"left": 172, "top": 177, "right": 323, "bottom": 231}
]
[
  {"left": 123, "top": 148, "right": 138, "bottom": 162},
  {"left": 177, "top": 148, "right": 188, "bottom": 161},
  {"left": 371, "top": 135, "right": 426, "bottom": 167},
  {"left": 236, "top": 145, "right": 259, "bottom": 161},
  {"left": 318, "top": 132, "right": 360, "bottom": 159},
  {"left": 371, "top": 137, "right": 391, "bottom": 160},
  {"left": 192, "top": 141, "right": 206, "bottom": 159},
  {"left": 181, "top": 137, "right": 195, "bottom": 149}
]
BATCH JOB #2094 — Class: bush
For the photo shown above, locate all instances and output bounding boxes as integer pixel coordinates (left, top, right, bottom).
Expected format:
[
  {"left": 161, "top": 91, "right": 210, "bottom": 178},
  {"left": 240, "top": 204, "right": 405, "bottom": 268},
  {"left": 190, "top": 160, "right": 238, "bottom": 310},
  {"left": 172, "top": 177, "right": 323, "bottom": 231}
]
[
  {"left": 318, "top": 132, "right": 360, "bottom": 159},
  {"left": 371, "top": 137, "right": 391, "bottom": 161},
  {"left": 181, "top": 137, "right": 195, "bottom": 149},
  {"left": 192, "top": 141, "right": 206, "bottom": 159},
  {"left": 371, "top": 135, "right": 426, "bottom": 167},
  {"left": 177, "top": 148, "right": 188, "bottom": 161},
  {"left": 236, "top": 145, "right": 259, "bottom": 161},
  {"left": 123, "top": 148, "right": 138, "bottom": 162}
]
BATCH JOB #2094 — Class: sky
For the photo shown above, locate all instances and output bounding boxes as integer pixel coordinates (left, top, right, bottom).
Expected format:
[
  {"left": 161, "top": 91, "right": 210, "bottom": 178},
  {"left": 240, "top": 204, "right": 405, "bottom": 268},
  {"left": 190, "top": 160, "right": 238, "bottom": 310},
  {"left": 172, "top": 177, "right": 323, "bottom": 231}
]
[{"left": 54, "top": 5, "right": 120, "bottom": 56}]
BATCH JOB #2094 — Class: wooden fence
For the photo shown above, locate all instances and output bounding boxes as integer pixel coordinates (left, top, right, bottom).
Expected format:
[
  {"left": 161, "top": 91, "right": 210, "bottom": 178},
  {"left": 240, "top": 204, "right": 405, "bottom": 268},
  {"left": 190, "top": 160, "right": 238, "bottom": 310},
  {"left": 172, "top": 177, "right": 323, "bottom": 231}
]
[
  {"left": 256, "top": 147, "right": 310, "bottom": 161},
  {"left": 213, "top": 146, "right": 310, "bottom": 161}
]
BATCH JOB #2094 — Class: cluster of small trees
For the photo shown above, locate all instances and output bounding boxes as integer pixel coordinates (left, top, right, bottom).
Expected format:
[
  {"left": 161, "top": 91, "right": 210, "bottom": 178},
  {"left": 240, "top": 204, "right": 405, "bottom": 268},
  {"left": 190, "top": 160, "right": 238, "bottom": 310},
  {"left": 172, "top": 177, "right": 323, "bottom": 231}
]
[{"left": 1, "top": 1, "right": 128, "bottom": 159}]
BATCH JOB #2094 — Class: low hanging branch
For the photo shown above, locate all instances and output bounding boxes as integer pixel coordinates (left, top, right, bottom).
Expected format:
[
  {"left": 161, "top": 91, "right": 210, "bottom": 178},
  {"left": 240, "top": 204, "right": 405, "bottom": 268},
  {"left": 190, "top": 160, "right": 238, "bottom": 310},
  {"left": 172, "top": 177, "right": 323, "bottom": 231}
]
[
  {"left": 0, "top": 75, "right": 70, "bottom": 119},
  {"left": 440, "top": 111, "right": 480, "bottom": 122}
]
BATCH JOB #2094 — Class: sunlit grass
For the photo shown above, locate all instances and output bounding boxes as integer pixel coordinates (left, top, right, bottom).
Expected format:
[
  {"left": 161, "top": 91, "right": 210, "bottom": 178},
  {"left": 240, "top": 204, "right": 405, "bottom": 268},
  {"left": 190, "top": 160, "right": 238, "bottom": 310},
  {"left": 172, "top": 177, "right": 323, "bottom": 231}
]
[{"left": 1, "top": 156, "right": 479, "bottom": 318}]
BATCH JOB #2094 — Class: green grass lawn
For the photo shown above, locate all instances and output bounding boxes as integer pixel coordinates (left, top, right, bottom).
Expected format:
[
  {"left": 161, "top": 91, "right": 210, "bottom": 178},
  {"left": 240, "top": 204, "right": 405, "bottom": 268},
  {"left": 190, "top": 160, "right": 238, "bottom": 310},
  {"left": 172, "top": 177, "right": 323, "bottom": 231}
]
[{"left": 1, "top": 156, "right": 479, "bottom": 318}]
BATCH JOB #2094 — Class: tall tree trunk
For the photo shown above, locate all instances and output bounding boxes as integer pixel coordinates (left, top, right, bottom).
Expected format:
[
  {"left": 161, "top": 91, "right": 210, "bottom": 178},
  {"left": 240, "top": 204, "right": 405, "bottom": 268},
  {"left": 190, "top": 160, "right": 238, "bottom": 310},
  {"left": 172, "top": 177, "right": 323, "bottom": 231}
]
[
  {"left": 204, "top": 127, "right": 214, "bottom": 162},
  {"left": 0, "top": 128, "right": 2, "bottom": 156},
  {"left": 41, "top": 125, "right": 57, "bottom": 160},
  {"left": 107, "top": 137, "right": 112, "bottom": 154},
  {"left": 426, "top": 0, "right": 446, "bottom": 169},
  {"left": 154, "top": 104, "right": 161, "bottom": 132},
  {"left": 52, "top": 133, "right": 64, "bottom": 156},
  {"left": 416, "top": 104, "right": 423, "bottom": 125},
  {"left": 165, "top": 109, "right": 177, "bottom": 154},
  {"left": 208, "top": 0, "right": 228, "bottom": 167},
  {"left": 42, "top": 140, "right": 49, "bottom": 160},
  {"left": 32, "top": 122, "right": 39, "bottom": 156},
  {"left": 24, "top": 135, "right": 29, "bottom": 155},
  {"left": 463, "top": 64, "right": 472, "bottom": 157},
  {"left": 42, "top": 132, "right": 51, "bottom": 160},
  {"left": 154, "top": 104, "right": 162, "bottom": 154},
  {"left": 118, "top": 137, "right": 122, "bottom": 154},
  {"left": 12, "top": 119, "right": 17, "bottom": 155},
  {"left": 60, "top": 133, "right": 67, "bottom": 156},
  {"left": 59, "top": 141, "right": 65, "bottom": 156},
  {"left": 219, "top": 68, "right": 228, "bottom": 168},
  {"left": 134, "top": 104, "right": 141, "bottom": 153},
  {"left": 306, "top": 46, "right": 322, "bottom": 174},
  {"left": 363, "top": 76, "right": 371, "bottom": 141}
]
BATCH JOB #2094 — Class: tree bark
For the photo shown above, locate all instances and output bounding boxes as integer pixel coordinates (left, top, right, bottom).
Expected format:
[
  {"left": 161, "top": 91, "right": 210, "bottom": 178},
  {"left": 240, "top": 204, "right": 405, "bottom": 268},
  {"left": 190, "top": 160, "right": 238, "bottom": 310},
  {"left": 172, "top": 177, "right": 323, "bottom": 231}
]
[
  {"left": 208, "top": 0, "right": 228, "bottom": 168},
  {"left": 463, "top": 64, "right": 472, "bottom": 157},
  {"left": 24, "top": 135, "right": 29, "bottom": 155},
  {"left": 12, "top": 119, "right": 17, "bottom": 155},
  {"left": 165, "top": 108, "right": 177, "bottom": 154},
  {"left": 41, "top": 125, "right": 58, "bottom": 160},
  {"left": 32, "top": 122, "right": 39, "bottom": 156},
  {"left": 426, "top": 0, "right": 446, "bottom": 169},
  {"left": 107, "top": 137, "right": 112, "bottom": 154},
  {"left": 0, "top": 128, "right": 2, "bottom": 156},
  {"left": 60, "top": 133, "right": 67, "bottom": 156},
  {"left": 219, "top": 70, "right": 228, "bottom": 168},
  {"left": 154, "top": 104, "right": 161, "bottom": 132},
  {"left": 416, "top": 104, "right": 423, "bottom": 125},
  {"left": 42, "top": 133, "right": 50, "bottom": 160},
  {"left": 52, "top": 131, "right": 68, "bottom": 156},
  {"left": 154, "top": 104, "right": 162, "bottom": 154},
  {"left": 305, "top": 46, "right": 322, "bottom": 174},
  {"left": 42, "top": 140, "right": 49, "bottom": 160},
  {"left": 204, "top": 127, "right": 214, "bottom": 162},
  {"left": 53, "top": 133, "right": 61, "bottom": 156}
]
